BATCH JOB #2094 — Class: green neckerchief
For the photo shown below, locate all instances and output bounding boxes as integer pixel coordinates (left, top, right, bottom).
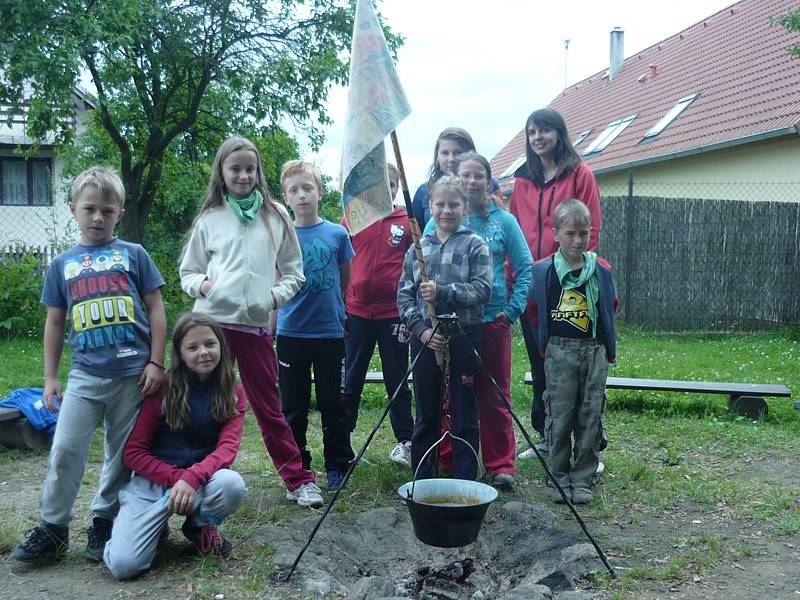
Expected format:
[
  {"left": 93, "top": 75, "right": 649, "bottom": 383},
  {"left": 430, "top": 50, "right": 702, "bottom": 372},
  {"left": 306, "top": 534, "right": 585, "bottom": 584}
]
[
  {"left": 225, "top": 189, "right": 263, "bottom": 224},
  {"left": 553, "top": 249, "right": 600, "bottom": 336}
]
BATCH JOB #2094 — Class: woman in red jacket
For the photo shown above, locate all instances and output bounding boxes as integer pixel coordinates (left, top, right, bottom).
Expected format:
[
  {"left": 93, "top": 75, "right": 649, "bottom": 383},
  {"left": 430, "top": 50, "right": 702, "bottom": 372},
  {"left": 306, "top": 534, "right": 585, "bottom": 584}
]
[
  {"left": 508, "top": 108, "right": 602, "bottom": 455},
  {"left": 103, "top": 313, "right": 247, "bottom": 579}
]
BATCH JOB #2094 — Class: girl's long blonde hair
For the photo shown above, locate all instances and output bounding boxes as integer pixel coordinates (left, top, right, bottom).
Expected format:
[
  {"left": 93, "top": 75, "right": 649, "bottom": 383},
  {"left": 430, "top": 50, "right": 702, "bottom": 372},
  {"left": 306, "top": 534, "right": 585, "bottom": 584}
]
[
  {"left": 187, "top": 135, "right": 292, "bottom": 245},
  {"left": 164, "top": 312, "right": 238, "bottom": 430}
]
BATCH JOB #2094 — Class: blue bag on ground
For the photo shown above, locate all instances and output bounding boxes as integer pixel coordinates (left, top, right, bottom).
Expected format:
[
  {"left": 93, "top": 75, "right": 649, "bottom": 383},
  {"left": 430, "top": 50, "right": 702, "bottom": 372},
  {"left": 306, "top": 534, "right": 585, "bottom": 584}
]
[{"left": 0, "top": 388, "right": 59, "bottom": 435}]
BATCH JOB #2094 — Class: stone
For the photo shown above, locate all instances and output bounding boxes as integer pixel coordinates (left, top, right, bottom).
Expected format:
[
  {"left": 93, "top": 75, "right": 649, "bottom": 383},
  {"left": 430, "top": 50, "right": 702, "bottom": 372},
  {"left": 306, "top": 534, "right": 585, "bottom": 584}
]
[
  {"left": 539, "top": 571, "right": 574, "bottom": 593},
  {"left": 498, "top": 582, "right": 553, "bottom": 600},
  {"left": 300, "top": 569, "right": 348, "bottom": 597},
  {"left": 349, "top": 576, "right": 397, "bottom": 600}
]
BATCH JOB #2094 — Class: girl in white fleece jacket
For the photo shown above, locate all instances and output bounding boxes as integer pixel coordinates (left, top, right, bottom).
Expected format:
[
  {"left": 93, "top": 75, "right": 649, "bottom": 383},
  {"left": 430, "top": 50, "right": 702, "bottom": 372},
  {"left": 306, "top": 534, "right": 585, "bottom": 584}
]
[{"left": 179, "top": 136, "right": 324, "bottom": 509}]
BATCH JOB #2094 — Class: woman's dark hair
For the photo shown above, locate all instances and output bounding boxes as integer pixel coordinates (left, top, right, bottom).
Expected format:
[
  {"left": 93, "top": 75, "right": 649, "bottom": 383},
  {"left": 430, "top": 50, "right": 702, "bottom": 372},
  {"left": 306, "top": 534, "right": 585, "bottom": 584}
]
[
  {"left": 164, "top": 312, "right": 238, "bottom": 429},
  {"left": 524, "top": 108, "right": 582, "bottom": 187}
]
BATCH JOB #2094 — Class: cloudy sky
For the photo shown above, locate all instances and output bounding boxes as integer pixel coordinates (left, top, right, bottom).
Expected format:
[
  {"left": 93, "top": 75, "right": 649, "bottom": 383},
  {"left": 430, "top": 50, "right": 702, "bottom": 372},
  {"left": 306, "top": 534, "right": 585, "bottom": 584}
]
[{"left": 304, "top": 0, "right": 738, "bottom": 192}]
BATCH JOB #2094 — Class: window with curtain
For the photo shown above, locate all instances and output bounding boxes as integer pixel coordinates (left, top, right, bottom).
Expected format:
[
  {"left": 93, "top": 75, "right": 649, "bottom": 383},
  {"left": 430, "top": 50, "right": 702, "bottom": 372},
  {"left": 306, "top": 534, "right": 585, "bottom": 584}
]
[{"left": 0, "top": 158, "right": 52, "bottom": 206}]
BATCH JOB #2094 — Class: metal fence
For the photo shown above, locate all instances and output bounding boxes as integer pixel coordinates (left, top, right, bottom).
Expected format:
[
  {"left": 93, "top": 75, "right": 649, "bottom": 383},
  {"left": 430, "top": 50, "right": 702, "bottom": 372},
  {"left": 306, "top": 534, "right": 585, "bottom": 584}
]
[
  {"left": 0, "top": 202, "right": 78, "bottom": 250},
  {"left": 3, "top": 179, "right": 799, "bottom": 331},
  {"left": 598, "top": 179, "right": 800, "bottom": 330},
  {"left": 0, "top": 243, "right": 61, "bottom": 270}
]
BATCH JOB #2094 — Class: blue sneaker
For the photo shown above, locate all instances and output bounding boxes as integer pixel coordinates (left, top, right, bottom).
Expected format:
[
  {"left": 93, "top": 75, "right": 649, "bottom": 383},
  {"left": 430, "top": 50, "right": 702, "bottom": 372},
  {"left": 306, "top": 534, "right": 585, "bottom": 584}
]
[{"left": 326, "top": 469, "right": 346, "bottom": 490}]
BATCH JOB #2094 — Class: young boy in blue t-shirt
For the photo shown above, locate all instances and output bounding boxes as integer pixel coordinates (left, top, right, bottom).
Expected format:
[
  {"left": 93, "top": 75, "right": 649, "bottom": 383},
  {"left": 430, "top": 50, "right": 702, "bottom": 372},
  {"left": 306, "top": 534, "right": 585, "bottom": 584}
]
[
  {"left": 275, "top": 160, "right": 355, "bottom": 490},
  {"left": 12, "top": 166, "right": 167, "bottom": 564}
]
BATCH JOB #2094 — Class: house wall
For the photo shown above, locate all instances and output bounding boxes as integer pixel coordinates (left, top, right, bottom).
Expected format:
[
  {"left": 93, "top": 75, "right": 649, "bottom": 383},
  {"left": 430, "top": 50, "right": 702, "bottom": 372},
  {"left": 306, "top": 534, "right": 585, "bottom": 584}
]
[
  {"left": 0, "top": 94, "right": 90, "bottom": 249},
  {"left": 0, "top": 151, "right": 77, "bottom": 249},
  {"left": 595, "top": 135, "right": 800, "bottom": 202}
]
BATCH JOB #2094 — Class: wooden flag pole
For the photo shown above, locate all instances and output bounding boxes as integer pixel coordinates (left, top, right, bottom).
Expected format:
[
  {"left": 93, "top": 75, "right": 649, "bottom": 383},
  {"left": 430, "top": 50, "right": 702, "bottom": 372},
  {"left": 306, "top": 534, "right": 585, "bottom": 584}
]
[{"left": 390, "top": 131, "right": 440, "bottom": 359}]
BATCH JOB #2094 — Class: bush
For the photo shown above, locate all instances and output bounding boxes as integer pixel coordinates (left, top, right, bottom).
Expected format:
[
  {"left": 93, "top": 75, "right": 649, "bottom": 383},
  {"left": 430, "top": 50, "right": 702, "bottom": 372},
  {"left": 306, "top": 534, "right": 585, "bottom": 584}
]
[{"left": 0, "top": 255, "right": 46, "bottom": 338}]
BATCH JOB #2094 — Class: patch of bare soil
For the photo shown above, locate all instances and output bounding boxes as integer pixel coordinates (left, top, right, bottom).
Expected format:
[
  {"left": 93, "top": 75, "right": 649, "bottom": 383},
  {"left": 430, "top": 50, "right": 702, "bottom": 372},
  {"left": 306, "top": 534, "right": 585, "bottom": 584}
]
[
  {"left": 590, "top": 481, "right": 800, "bottom": 599},
  {"left": 633, "top": 538, "right": 800, "bottom": 600},
  {"left": 257, "top": 500, "right": 605, "bottom": 598},
  {"left": 2, "top": 451, "right": 799, "bottom": 599}
]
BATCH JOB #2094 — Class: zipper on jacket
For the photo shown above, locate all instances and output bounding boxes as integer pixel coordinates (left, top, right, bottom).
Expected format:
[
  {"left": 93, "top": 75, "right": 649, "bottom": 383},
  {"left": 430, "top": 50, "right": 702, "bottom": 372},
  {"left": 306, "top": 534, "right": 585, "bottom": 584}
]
[
  {"left": 425, "top": 229, "right": 459, "bottom": 283},
  {"left": 546, "top": 187, "right": 556, "bottom": 217},
  {"left": 536, "top": 187, "right": 544, "bottom": 259},
  {"left": 368, "top": 221, "right": 381, "bottom": 319},
  {"left": 242, "top": 223, "right": 250, "bottom": 317}
]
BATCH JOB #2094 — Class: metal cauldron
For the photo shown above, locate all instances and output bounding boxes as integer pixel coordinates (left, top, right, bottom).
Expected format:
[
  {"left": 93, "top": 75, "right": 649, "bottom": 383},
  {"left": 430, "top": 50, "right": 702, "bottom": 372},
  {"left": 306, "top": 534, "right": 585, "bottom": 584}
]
[
  {"left": 398, "top": 478, "right": 498, "bottom": 547},
  {"left": 398, "top": 432, "right": 498, "bottom": 547}
]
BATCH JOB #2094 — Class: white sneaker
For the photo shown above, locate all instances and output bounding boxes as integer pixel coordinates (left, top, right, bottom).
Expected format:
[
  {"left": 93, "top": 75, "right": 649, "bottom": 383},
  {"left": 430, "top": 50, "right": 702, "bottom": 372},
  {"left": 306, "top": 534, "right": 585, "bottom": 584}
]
[
  {"left": 518, "top": 447, "right": 536, "bottom": 459},
  {"left": 286, "top": 482, "right": 324, "bottom": 508},
  {"left": 596, "top": 461, "right": 605, "bottom": 475},
  {"left": 518, "top": 439, "right": 548, "bottom": 459},
  {"left": 389, "top": 441, "right": 412, "bottom": 468}
]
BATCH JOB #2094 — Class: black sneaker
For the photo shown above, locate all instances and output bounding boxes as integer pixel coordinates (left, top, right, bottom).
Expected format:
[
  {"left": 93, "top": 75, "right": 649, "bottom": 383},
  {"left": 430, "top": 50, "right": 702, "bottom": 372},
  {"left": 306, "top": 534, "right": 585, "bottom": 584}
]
[
  {"left": 85, "top": 517, "right": 113, "bottom": 561},
  {"left": 11, "top": 523, "right": 69, "bottom": 565}
]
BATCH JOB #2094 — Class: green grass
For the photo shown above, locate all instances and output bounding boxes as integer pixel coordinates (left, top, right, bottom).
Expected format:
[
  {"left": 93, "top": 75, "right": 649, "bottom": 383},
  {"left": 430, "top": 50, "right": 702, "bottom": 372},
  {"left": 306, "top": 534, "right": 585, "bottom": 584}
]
[{"left": 1, "top": 326, "right": 799, "bottom": 598}]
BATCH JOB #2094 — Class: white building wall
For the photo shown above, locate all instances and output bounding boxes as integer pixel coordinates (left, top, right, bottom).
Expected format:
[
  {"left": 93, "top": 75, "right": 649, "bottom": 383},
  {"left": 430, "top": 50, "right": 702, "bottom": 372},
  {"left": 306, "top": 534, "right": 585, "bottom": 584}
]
[
  {"left": 0, "top": 92, "right": 90, "bottom": 250},
  {"left": 595, "top": 136, "right": 800, "bottom": 202}
]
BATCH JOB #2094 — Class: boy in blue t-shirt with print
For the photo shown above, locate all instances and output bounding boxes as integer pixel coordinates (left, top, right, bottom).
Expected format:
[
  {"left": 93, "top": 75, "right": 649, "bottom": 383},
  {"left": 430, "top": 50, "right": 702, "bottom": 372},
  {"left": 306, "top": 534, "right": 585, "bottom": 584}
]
[
  {"left": 275, "top": 160, "right": 355, "bottom": 490},
  {"left": 12, "top": 166, "right": 167, "bottom": 565}
]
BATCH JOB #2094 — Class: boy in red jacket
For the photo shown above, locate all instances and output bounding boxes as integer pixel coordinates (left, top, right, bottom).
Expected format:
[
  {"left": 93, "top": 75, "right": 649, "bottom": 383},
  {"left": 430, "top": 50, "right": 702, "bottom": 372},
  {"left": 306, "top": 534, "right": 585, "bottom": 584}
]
[{"left": 342, "top": 165, "right": 415, "bottom": 467}]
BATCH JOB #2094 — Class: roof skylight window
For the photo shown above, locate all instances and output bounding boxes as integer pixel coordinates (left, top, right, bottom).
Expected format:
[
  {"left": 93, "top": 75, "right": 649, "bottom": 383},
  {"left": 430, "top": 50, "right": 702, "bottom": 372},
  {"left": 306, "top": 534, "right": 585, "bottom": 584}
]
[
  {"left": 573, "top": 129, "right": 592, "bottom": 146},
  {"left": 582, "top": 115, "right": 636, "bottom": 155},
  {"left": 642, "top": 93, "right": 698, "bottom": 139}
]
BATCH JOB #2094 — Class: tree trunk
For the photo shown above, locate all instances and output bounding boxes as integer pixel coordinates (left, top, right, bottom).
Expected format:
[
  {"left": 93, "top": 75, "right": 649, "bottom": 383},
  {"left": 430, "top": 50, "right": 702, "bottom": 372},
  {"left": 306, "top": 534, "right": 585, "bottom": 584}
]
[
  {"left": 120, "top": 164, "right": 157, "bottom": 244},
  {"left": 119, "top": 198, "right": 145, "bottom": 244}
]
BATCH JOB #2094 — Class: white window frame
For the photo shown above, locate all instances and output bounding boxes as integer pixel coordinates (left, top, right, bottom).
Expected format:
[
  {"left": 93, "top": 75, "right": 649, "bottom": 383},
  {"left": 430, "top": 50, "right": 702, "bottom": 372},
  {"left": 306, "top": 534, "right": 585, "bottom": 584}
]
[
  {"left": 0, "top": 157, "right": 53, "bottom": 206},
  {"left": 500, "top": 153, "right": 526, "bottom": 178},
  {"left": 642, "top": 93, "right": 699, "bottom": 140},
  {"left": 582, "top": 115, "right": 637, "bottom": 155},
  {"left": 573, "top": 129, "right": 592, "bottom": 147}
]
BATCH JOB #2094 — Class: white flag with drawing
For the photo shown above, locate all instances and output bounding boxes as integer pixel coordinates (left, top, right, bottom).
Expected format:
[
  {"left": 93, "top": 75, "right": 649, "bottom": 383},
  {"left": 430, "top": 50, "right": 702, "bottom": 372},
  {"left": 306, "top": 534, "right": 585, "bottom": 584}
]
[{"left": 340, "top": 0, "right": 411, "bottom": 234}]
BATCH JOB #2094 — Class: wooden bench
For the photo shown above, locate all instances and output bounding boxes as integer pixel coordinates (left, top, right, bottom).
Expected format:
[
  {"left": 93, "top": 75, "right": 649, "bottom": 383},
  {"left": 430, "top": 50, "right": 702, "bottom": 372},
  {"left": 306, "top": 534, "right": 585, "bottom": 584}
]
[
  {"left": 355, "top": 371, "right": 795, "bottom": 419},
  {"left": 523, "top": 372, "right": 793, "bottom": 419},
  {"left": 0, "top": 406, "right": 51, "bottom": 449}
]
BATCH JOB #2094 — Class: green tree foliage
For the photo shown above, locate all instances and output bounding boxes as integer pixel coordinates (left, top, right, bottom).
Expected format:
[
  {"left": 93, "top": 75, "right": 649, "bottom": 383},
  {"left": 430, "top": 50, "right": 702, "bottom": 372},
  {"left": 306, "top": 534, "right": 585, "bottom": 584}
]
[
  {"left": 0, "top": 0, "right": 399, "bottom": 242},
  {"left": 773, "top": 8, "right": 800, "bottom": 58}
]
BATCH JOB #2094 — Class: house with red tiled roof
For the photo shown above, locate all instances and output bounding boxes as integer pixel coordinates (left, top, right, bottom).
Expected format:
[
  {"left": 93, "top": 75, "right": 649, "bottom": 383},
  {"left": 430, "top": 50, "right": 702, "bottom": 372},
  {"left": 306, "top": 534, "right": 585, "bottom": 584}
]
[{"left": 491, "top": 0, "right": 800, "bottom": 201}]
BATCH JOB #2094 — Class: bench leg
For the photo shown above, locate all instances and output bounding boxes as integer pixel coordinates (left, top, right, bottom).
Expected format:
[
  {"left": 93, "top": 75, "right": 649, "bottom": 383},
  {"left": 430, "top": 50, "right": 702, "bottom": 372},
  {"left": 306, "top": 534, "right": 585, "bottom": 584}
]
[
  {"left": 0, "top": 417, "right": 52, "bottom": 450},
  {"left": 728, "top": 395, "right": 768, "bottom": 420}
]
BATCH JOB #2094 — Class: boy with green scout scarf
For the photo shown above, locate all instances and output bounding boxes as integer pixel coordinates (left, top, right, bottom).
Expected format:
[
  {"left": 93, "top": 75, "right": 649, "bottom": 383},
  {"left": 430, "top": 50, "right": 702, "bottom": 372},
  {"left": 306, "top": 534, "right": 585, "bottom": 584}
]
[{"left": 529, "top": 199, "right": 618, "bottom": 505}]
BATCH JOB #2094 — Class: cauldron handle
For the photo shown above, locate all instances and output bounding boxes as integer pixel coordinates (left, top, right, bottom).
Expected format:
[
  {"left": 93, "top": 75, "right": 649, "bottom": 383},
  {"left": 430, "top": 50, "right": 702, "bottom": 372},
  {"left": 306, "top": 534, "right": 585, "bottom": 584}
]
[{"left": 408, "top": 431, "right": 482, "bottom": 500}]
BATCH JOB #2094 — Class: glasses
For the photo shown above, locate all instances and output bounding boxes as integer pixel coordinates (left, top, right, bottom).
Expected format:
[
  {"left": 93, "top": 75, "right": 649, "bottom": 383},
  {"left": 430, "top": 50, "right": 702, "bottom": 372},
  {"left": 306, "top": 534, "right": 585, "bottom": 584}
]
[{"left": 459, "top": 173, "right": 487, "bottom": 182}]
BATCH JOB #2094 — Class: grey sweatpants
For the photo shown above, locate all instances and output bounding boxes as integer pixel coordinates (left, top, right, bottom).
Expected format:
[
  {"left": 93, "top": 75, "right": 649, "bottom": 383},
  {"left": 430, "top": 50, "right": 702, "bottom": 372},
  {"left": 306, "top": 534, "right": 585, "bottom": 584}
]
[
  {"left": 41, "top": 369, "right": 143, "bottom": 525},
  {"left": 104, "top": 469, "right": 247, "bottom": 579},
  {"left": 543, "top": 336, "right": 608, "bottom": 491}
]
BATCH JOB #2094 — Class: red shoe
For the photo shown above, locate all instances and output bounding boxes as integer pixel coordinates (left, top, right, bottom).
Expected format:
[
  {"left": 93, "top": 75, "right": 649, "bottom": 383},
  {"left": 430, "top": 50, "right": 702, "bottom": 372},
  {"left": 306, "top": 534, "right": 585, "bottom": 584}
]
[{"left": 181, "top": 520, "right": 232, "bottom": 557}]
